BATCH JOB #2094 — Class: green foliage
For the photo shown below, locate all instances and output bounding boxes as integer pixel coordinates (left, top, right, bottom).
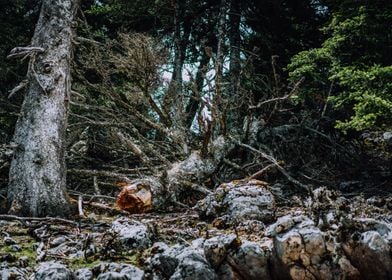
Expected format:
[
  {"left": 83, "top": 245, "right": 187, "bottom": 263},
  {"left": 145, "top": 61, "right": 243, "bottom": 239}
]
[
  {"left": 332, "top": 65, "right": 392, "bottom": 130},
  {"left": 287, "top": 2, "right": 392, "bottom": 131}
]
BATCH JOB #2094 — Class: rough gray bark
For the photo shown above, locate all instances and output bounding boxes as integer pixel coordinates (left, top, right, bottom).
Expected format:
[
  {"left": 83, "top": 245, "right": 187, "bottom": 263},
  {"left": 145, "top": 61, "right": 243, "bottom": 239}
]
[
  {"left": 228, "top": 0, "right": 242, "bottom": 131},
  {"left": 212, "top": 0, "right": 228, "bottom": 135},
  {"left": 7, "top": 0, "right": 79, "bottom": 217}
]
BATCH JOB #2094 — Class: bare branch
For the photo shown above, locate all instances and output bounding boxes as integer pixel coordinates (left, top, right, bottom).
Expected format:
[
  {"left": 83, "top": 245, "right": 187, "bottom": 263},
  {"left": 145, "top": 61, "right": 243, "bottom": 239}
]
[
  {"left": 235, "top": 141, "right": 310, "bottom": 192},
  {"left": 249, "top": 77, "right": 305, "bottom": 109},
  {"left": 7, "top": 46, "right": 44, "bottom": 59},
  {"left": 8, "top": 80, "right": 28, "bottom": 99}
]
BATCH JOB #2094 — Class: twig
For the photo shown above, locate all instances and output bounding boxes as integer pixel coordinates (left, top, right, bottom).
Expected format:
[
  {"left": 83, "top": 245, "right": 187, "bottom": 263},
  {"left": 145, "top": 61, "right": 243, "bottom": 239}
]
[
  {"left": 82, "top": 201, "right": 129, "bottom": 215},
  {"left": 78, "top": 196, "right": 85, "bottom": 218},
  {"left": 249, "top": 163, "right": 277, "bottom": 180},
  {"left": 0, "top": 214, "right": 78, "bottom": 226},
  {"left": 235, "top": 141, "right": 310, "bottom": 192},
  {"left": 68, "top": 168, "right": 132, "bottom": 183},
  {"left": 249, "top": 77, "right": 304, "bottom": 109},
  {"left": 76, "top": 36, "right": 104, "bottom": 45},
  {"left": 7, "top": 46, "right": 44, "bottom": 59},
  {"left": 223, "top": 158, "right": 245, "bottom": 172},
  {"left": 93, "top": 176, "right": 101, "bottom": 197},
  {"left": 321, "top": 81, "right": 334, "bottom": 118},
  {"left": 68, "top": 191, "right": 116, "bottom": 201},
  {"left": 8, "top": 79, "right": 28, "bottom": 99}
]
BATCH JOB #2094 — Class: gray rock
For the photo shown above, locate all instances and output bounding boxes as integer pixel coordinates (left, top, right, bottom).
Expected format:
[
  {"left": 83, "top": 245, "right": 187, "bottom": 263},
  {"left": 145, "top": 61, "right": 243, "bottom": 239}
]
[
  {"left": 170, "top": 248, "right": 218, "bottom": 280},
  {"left": 150, "top": 242, "right": 217, "bottom": 280},
  {"left": 222, "top": 240, "right": 273, "bottom": 280},
  {"left": 18, "top": 256, "right": 29, "bottom": 268},
  {"left": 266, "top": 215, "right": 330, "bottom": 280},
  {"left": 111, "top": 218, "right": 152, "bottom": 249},
  {"left": 47, "top": 242, "right": 81, "bottom": 258},
  {"left": 97, "top": 272, "right": 128, "bottom": 280},
  {"left": 265, "top": 215, "right": 313, "bottom": 237},
  {"left": 203, "top": 234, "right": 238, "bottom": 267},
  {"left": 50, "top": 236, "right": 67, "bottom": 247},
  {"left": 150, "top": 244, "right": 186, "bottom": 278},
  {"left": 10, "top": 244, "right": 21, "bottom": 252},
  {"left": 3, "top": 237, "right": 16, "bottom": 245},
  {"left": 197, "top": 179, "right": 275, "bottom": 225},
  {"left": 0, "top": 263, "right": 28, "bottom": 280},
  {"left": 93, "top": 263, "right": 144, "bottom": 280},
  {"left": 383, "top": 131, "right": 392, "bottom": 144},
  {"left": 34, "top": 262, "right": 72, "bottom": 280},
  {"left": 74, "top": 268, "right": 93, "bottom": 280},
  {"left": 343, "top": 219, "right": 392, "bottom": 280}
]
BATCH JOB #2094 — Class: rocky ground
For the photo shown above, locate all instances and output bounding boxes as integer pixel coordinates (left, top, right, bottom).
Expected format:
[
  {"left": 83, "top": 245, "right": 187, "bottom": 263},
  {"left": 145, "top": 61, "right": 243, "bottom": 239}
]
[{"left": 1, "top": 179, "right": 391, "bottom": 280}]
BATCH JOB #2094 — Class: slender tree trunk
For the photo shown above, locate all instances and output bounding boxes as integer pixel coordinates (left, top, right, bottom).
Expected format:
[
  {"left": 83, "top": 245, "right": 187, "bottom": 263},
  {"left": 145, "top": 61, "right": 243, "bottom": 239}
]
[
  {"left": 228, "top": 0, "right": 242, "bottom": 131},
  {"left": 165, "top": 0, "right": 185, "bottom": 127},
  {"left": 185, "top": 50, "right": 210, "bottom": 128},
  {"left": 212, "top": 0, "right": 228, "bottom": 136},
  {"left": 7, "top": 0, "right": 79, "bottom": 217}
]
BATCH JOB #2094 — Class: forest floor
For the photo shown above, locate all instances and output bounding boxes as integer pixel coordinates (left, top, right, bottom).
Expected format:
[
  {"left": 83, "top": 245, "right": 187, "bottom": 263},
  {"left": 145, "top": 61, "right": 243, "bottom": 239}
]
[{"left": 1, "top": 180, "right": 391, "bottom": 280}]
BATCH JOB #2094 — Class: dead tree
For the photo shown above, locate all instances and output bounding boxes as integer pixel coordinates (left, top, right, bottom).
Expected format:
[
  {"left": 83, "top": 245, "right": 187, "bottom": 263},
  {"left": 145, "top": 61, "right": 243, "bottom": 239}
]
[{"left": 7, "top": 0, "right": 79, "bottom": 217}]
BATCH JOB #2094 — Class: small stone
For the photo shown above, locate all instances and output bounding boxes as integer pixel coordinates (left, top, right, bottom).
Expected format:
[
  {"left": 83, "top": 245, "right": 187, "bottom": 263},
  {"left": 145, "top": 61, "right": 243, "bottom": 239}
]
[
  {"left": 50, "top": 236, "right": 67, "bottom": 247},
  {"left": 74, "top": 268, "right": 93, "bottom": 280},
  {"left": 97, "top": 272, "right": 127, "bottom": 280},
  {"left": 18, "top": 256, "right": 29, "bottom": 268},
  {"left": 3, "top": 237, "right": 16, "bottom": 245},
  {"left": 383, "top": 131, "right": 392, "bottom": 143},
  {"left": 111, "top": 218, "right": 152, "bottom": 250},
  {"left": 10, "top": 244, "right": 21, "bottom": 252}
]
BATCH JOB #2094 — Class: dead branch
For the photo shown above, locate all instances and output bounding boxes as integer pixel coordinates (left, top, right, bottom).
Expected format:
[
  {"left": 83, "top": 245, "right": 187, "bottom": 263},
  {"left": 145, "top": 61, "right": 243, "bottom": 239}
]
[
  {"left": 249, "top": 162, "right": 278, "bottom": 180},
  {"left": 8, "top": 79, "right": 28, "bottom": 99},
  {"left": 78, "top": 195, "right": 85, "bottom": 217},
  {"left": 236, "top": 141, "right": 310, "bottom": 192},
  {"left": 68, "top": 168, "right": 132, "bottom": 183},
  {"left": 7, "top": 46, "right": 45, "bottom": 59},
  {"left": 249, "top": 77, "right": 305, "bottom": 109},
  {"left": 0, "top": 214, "right": 78, "bottom": 226},
  {"left": 115, "top": 131, "right": 151, "bottom": 165},
  {"left": 82, "top": 201, "right": 129, "bottom": 215}
]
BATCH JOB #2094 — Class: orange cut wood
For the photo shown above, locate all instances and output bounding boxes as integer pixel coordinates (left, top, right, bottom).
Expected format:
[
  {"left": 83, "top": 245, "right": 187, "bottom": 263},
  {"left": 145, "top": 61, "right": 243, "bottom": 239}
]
[{"left": 116, "top": 183, "right": 152, "bottom": 213}]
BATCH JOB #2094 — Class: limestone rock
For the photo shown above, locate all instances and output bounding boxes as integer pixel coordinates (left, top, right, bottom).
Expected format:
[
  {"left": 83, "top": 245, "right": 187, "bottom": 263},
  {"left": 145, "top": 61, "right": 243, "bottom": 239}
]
[
  {"left": 266, "top": 215, "right": 330, "bottom": 280},
  {"left": 0, "top": 262, "right": 28, "bottom": 280},
  {"left": 150, "top": 243, "right": 217, "bottom": 280},
  {"left": 150, "top": 243, "right": 185, "bottom": 279},
  {"left": 170, "top": 248, "right": 217, "bottom": 280},
  {"left": 93, "top": 263, "right": 144, "bottom": 280},
  {"left": 203, "top": 234, "right": 239, "bottom": 267},
  {"left": 224, "top": 240, "right": 273, "bottom": 280},
  {"left": 111, "top": 218, "right": 152, "bottom": 249},
  {"left": 34, "top": 262, "right": 72, "bottom": 280},
  {"left": 343, "top": 218, "right": 392, "bottom": 280},
  {"left": 197, "top": 179, "right": 275, "bottom": 225},
  {"left": 74, "top": 268, "right": 93, "bottom": 280}
]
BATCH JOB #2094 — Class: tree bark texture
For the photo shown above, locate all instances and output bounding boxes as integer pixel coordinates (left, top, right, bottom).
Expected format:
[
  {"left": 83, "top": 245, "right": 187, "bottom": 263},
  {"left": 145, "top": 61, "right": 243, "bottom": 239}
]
[
  {"left": 212, "top": 0, "right": 228, "bottom": 136},
  {"left": 228, "top": 0, "right": 242, "bottom": 131},
  {"left": 7, "top": 0, "right": 79, "bottom": 217}
]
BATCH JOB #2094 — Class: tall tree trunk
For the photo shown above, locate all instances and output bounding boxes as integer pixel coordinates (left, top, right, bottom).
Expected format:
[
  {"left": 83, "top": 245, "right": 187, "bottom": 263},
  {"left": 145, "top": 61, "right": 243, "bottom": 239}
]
[
  {"left": 228, "top": 0, "right": 242, "bottom": 131},
  {"left": 185, "top": 50, "right": 210, "bottom": 128},
  {"left": 7, "top": 0, "right": 79, "bottom": 217},
  {"left": 212, "top": 0, "right": 228, "bottom": 136}
]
